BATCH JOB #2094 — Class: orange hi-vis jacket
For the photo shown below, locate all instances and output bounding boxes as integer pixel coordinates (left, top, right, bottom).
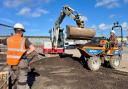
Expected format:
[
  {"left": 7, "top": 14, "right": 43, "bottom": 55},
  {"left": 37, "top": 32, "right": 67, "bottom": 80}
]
[{"left": 7, "top": 35, "right": 27, "bottom": 65}]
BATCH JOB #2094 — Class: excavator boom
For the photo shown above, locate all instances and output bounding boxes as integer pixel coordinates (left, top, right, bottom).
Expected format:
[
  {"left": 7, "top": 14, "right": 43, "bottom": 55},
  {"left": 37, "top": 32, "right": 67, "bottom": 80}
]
[
  {"left": 55, "top": 5, "right": 84, "bottom": 29},
  {"left": 49, "top": 5, "right": 96, "bottom": 53}
]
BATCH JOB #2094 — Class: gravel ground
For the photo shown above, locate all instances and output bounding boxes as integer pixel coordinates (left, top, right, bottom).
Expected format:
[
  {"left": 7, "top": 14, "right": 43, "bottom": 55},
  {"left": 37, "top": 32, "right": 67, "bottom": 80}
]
[
  {"left": 0, "top": 47, "right": 128, "bottom": 89},
  {"left": 30, "top": 57, "right": 128, "bottom": 89}
]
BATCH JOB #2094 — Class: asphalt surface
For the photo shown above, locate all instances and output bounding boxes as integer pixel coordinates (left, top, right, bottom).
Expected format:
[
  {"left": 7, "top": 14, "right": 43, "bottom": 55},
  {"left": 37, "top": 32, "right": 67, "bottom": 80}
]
[{"left": 30, "top": 57, "right": 128, "bottom": 89}]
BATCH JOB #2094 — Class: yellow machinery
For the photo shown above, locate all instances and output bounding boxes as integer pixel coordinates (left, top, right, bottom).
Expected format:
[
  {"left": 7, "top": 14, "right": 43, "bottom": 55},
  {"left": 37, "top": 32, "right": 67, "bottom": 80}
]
[{"left": 78, "top": 22, "right": 122, "bottom": 71}]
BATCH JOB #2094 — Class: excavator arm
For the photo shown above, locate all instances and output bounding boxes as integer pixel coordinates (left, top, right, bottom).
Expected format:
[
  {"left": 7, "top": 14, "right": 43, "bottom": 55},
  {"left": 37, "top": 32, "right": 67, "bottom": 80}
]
[
  {"left": 51, "top": 5, "right": 85, "bottom": 48},
  {"left": 55, "top": 5, "right": 84, "bottom": 29}
]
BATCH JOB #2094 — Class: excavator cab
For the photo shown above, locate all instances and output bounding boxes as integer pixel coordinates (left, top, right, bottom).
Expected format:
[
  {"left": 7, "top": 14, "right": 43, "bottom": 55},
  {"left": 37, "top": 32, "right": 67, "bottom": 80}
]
[{"left": 57, "top": 28, "right": 64, "bottom": 48}]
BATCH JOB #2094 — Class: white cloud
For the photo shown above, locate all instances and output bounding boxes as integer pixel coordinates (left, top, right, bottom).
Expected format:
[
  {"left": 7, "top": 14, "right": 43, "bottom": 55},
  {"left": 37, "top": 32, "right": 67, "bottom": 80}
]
[
  {"left": 18, "top": 7, "right": 31, "bottom": 16},
  {"left": 3, "top": 0, "right": 25, "bottom": 8},
  {"left": 32, "top": 8, "right": 49, "bottom": 17},
  {"left": 88, "top": 22, "right": 128, "bottom": 37},
  {"left": 40, "top": 0, "right": 51, "bottom": 3},
  {"left": 98, "top": 23, "right": 112, "bottom": 30},
  {"left": 124, "top": 0, "right": 128, "bottom": 3},
  {"left": 3, "top": 0, "right": 54, "bottom": 8},
  {"left": 109, "top": 14, "right": 116, "bottom": 19},
  {"left": 95, "top": 0, "right": 119, "bottom": 8},
  {"left": 122, "top": 22, "right": 128, "bottom": 30},
  {"left": 18, "top": 7, "right": 49, "bottom": 17},
  {"left": 97, "top": 22, "right": 128, "bottom": 31},
  {"left": 80, "top": 16, "right": 88, "bottom": 21}
]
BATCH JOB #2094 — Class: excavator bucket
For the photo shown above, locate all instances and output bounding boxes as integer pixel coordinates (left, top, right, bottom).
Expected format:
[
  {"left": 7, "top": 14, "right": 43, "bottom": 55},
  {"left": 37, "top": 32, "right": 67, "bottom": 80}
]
[{"left": 66, "top": 25, "right": 96, "bottom": 40}]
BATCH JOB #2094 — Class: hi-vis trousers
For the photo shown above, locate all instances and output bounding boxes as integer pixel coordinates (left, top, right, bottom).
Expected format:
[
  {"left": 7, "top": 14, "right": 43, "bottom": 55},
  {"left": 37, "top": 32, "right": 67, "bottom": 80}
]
[{"left": 10, "top": 59, "right": 30, "bottom": 89}]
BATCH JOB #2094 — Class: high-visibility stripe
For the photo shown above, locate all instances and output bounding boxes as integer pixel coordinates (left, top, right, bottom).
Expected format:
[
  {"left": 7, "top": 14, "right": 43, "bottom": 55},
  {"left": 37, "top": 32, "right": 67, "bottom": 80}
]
[
  {"left": 7, "top": 48, "right": 26, "bottom": 52},
  {"left": 7, "top": 37, "right": 26, "bottom": 52},
  {"left": 7, "top": 55, "right": 21, "bottom": 59}
]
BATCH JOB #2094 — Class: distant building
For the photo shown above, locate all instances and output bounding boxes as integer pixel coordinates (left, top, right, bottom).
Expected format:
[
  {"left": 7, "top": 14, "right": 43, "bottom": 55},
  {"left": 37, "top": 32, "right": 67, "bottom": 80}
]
[
  {"left": 27, "top": 36, "right": 50, "bottom": 46},
  {"left": 0, "top": 35, "right": 88, "bottom": 53},
  {"left": 0, "top": 36, "right": 51, "bottom": 53},
  {"left": 0, "top": 36, "right": 50, "bottom": 45}
]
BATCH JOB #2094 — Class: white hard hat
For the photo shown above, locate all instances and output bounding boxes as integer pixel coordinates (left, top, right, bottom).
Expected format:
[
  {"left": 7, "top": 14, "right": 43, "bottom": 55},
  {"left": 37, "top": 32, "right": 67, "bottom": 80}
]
[
  {"left": 111, "top": 30, "right": 115, "bottom": 34},
  {"left": 14, "top": 23, "right": 25, "bottom": 32}
]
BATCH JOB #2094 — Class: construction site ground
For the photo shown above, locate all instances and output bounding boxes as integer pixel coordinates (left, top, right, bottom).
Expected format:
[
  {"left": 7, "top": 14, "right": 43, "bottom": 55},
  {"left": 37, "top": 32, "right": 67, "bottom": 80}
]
[
  {"left": 29, "top": 47, "right": 128, "bottom": 89},
  {"left": 0, "top": 47, "right": 128, "bottom": 89}
]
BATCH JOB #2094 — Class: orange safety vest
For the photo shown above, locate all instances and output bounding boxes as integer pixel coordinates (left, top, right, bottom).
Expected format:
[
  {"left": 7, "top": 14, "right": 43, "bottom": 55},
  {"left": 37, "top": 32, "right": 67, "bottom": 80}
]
[{"left": 7, "top": 35, "right": 27, "bottom": 65}]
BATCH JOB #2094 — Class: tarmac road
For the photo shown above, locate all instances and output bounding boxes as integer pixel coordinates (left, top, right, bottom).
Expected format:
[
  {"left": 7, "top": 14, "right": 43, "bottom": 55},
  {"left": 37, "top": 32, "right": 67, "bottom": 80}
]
[{"left": 30, "top": 57, "right": 128, "bottom": 89}]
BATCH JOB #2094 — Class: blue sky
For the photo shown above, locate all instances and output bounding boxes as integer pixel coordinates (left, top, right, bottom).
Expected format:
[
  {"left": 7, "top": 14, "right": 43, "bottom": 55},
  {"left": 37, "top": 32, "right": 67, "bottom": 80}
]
[{"left": 0, "top": 0, "right": 128, "bottom": 37}]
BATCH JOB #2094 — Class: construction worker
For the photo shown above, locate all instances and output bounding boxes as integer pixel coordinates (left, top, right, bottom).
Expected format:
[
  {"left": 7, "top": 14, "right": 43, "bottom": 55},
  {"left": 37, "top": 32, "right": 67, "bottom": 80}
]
[
  {"left": 109, "top": 30, "right": 118, "bottom": 47},
  {"left": 6, "top": 23, "right": 35, "bottom": 89}
]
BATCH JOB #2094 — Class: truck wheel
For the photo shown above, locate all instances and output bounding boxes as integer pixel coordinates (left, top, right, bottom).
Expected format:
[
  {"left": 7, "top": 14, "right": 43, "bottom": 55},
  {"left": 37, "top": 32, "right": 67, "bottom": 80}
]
[
  {"left": 80, "top": 55, "right": 86, "bottom": 65},
  {"left": 103, "top": 56, "right": 111, "bottom": 67},
  {"left": 87, "top": 57, "right": 101, "bottom": 71},
  {"left": 110, "top": 56, "right": 120, "bottom": 69}
]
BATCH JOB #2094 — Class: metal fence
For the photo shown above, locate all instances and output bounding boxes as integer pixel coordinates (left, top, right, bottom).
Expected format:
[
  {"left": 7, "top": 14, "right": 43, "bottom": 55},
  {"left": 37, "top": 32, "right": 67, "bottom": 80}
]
[
  {"left": 0, "top": 23, "right": 12, "bottom": 62},
  {"left": 0, "top": 23, "right": 13, "bottom": 89}
]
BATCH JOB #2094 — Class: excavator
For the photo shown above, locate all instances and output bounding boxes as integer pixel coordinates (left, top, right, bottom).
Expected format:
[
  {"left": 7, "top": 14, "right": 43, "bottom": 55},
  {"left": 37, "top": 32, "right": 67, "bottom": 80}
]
[
  {"left": 43, "top": 5, "right": 122, "bottom": 71},
  {"left": 43, "top": 5, "right": 95, "bottom": 54}
]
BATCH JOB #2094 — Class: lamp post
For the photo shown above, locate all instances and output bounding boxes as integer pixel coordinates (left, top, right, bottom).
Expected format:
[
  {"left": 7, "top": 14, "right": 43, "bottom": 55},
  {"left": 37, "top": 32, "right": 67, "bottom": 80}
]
[{"left": 112, "top": 21, "right": 123, "bottom": 47}]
